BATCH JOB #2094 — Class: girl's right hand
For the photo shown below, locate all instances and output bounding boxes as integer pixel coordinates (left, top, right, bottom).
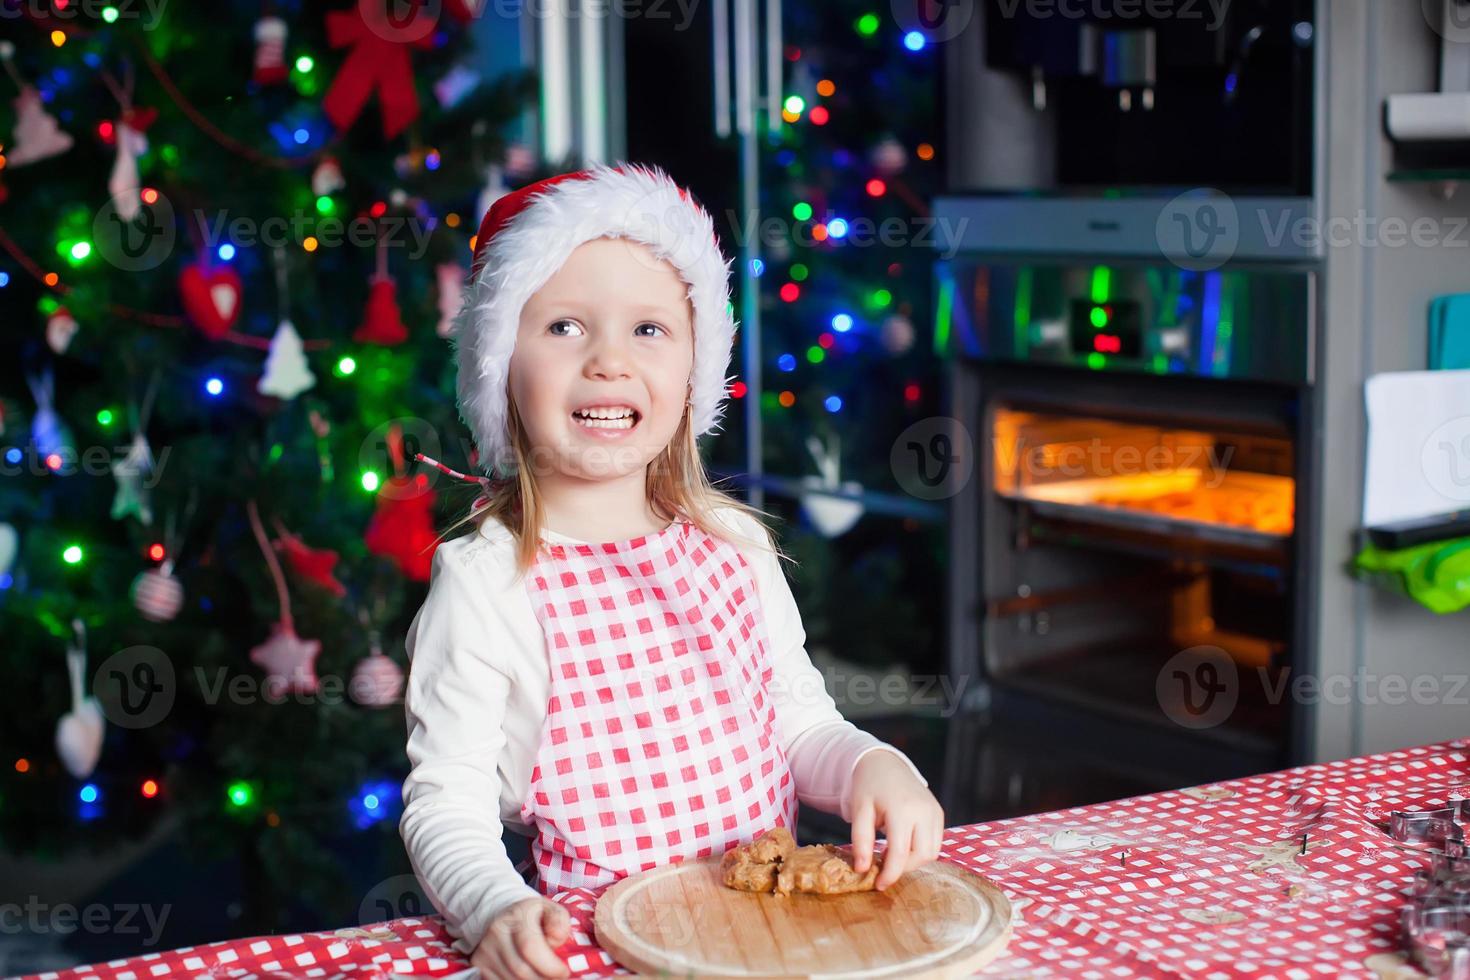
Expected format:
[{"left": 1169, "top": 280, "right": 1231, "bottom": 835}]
[{"left": 471, "top": 896, "right": 572, "bottom": 980}]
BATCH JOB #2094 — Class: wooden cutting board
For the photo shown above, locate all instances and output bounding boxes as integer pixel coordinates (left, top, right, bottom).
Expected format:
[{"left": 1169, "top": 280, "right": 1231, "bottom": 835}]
[{"left": 593, "top": 857, "right": 1013, "bottom": 978}]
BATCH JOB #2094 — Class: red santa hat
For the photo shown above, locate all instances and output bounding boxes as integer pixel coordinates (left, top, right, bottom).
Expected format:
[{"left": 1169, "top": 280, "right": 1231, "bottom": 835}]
[{"left": 452, "top": 162, "right": 738, "bottom": 476}]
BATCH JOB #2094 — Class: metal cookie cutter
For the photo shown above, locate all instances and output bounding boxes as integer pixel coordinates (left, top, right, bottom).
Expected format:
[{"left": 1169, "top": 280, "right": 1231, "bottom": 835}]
[
  {"left": 1390, "top": 801, "right": 1470, "bottom": 853},
  {"left": 1392, "top": 801, "right": 1470, "bottom": 978},
  {"left": 1401, "top": 904, "right": 1470, "bottom": 980},
  {"left": 1407, "top": 852, "right": 1470, "bottom": 909}
]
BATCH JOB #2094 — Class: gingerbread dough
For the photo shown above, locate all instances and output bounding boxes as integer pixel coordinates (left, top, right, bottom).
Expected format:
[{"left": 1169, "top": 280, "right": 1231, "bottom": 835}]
[
  {"left": 720, "top": 827, "right": 796, "bottom": 891},
  {"left": 719, "top": 828, "right": 884, "bottom": 896},
  {"left": 776, "top": 844, "right": 881, "bottom": 896}
]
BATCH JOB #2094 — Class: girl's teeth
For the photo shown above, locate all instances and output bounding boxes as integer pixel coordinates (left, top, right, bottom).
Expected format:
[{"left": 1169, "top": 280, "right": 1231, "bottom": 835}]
[{"left": 574, "top": 415, "right": 635, "bottom": 430}]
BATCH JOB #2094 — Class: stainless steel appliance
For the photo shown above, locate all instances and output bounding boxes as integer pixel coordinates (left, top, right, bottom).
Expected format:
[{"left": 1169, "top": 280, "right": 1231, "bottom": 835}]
[{"left": 940, "top": 257, "right": 1320, "bottom": 786}]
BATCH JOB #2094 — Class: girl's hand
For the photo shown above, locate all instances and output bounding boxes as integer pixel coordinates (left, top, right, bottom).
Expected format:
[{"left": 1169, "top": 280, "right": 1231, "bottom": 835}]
[
  {"left": 473, "top": 896, "right": 571, "bottom": 980},
  {"left": 848, "top": 750, "right": 945, "bottom": 890}
]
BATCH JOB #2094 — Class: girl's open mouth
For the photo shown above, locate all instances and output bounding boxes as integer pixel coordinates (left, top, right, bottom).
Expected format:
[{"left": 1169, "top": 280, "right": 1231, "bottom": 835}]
[{"left": 571, "top": 406, "right": 642, "bottom": 433}]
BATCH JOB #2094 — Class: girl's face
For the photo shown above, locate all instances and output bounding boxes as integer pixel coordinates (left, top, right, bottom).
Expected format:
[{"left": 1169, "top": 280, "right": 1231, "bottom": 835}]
[{"left": 508, "top": 237, "right": 695, "bottom": 482}]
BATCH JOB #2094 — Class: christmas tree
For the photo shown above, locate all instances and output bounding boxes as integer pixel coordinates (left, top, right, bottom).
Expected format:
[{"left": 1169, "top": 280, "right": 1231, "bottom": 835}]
[
  {"left": 0, "top": 0, "right": 534, "bottom": 933},
  {"left": 744, "top": 4, "right": 946, "bottom": 675}
]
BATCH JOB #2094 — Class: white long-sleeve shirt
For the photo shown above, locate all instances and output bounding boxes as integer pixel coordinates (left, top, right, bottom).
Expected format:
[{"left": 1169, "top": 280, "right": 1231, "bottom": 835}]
[{"left": 399, "top": 505, "right": 928, "bottom": 956}]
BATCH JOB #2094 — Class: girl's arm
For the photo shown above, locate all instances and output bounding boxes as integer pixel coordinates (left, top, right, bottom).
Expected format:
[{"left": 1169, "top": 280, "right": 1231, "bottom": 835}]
[
  {"left": 400, "top": 546, "right": 541, "bottom": 957},
  {"left": 730, "top": 509, "right": 929, "bottom": 819}
]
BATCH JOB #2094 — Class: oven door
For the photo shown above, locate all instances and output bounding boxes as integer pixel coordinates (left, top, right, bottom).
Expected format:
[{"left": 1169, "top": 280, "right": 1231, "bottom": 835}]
[{"left": 962, "top": 363, "right": 1315, "bottom": 783}]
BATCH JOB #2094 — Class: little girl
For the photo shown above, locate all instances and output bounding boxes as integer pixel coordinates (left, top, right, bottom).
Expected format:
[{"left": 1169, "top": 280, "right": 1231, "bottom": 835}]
[{"left": 400, "top": 163, "right": 942, "bottom": 980}]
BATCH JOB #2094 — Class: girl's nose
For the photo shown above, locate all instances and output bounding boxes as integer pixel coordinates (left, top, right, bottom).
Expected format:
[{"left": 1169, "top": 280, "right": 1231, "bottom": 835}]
[{"left": 584, "top": 338, "right": 634, "bottom": 380}]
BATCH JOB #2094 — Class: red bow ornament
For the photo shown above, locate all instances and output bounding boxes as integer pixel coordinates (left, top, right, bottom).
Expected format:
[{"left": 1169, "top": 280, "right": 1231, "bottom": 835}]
[{"left": 322, "top": 3, "right": 437, "bottom": 140}]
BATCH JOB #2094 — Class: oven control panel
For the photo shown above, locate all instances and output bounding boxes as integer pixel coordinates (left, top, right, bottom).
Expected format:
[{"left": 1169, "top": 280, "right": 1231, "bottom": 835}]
[{"left": 938, "top": 260, "right": 1315, "bottom": 385}]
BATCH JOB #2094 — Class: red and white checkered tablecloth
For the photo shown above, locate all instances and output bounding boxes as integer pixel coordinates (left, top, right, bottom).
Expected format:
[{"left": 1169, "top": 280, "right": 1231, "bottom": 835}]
[{"left": 32, "top": 738, "right": 1469, "bottom": 980}]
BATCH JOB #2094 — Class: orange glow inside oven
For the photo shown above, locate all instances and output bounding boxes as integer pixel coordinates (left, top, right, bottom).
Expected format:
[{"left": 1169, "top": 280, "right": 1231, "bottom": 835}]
[{"left": 992, "top": 408, "right": 1295, "bottom": 537}]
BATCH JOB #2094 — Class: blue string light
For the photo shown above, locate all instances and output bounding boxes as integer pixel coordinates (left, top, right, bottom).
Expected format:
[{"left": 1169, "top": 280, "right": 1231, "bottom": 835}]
[
  {"left": 831, "top": 313, "right": 854, "bottom": 333},
  {"left": 217, "top": 244, "right": 236, "bottom": 262},
  {"left": 903, "top": 31, "right": 926, "bottom": 52},
  {"left": 828, "top": 218, "right": 849, "bottom": 239},
  {"left": 80, "top": 783, "right": 100, "bottom": 803},
  {"left": 824, "top": 395, "right": 843, "bottom": 413},
  {"left": 351, "top": 780, "right": 401, "bottom": 829},
  {"left": 205, "top": 377, "right": 225, "bottom": 397},
  {"left": 778, "top": 353, "right": 797, "bottom": 372}
]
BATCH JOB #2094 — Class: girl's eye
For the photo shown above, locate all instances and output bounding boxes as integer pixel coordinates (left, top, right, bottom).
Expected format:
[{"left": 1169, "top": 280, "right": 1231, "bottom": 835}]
[
  {"left": 548, "top": 319, "right": 584, "bottom": 337},
  {"left": 635, "top": 322, "right": 664, "bottom": 338}
]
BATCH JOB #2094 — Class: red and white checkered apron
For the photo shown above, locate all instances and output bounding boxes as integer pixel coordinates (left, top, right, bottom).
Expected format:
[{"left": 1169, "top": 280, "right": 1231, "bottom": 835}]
[{"left": 520, "top": 518, "right": 797, "bottom": 894}]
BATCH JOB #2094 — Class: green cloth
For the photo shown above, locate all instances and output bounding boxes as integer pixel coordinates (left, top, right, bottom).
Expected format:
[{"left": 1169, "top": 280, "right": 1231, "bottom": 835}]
[{"left": 1354, "top": 537, "right": 1470, "bottom": 614}]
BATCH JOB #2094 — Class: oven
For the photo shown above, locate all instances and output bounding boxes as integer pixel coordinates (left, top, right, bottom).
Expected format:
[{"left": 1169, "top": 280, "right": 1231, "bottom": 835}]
[{"left": 943, "top": 258, "right": 1320, "bottom": 788}]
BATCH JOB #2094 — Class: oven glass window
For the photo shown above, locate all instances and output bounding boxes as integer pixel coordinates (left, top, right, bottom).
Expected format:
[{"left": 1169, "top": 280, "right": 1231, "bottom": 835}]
[{"left": 993, "top": 407, "right": 1294, "bottom": 538}]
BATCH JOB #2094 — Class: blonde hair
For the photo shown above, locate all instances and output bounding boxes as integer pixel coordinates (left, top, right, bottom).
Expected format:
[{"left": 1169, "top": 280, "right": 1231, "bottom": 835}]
[{"left": 433, "top": 393, "right": 787, "bottom": 577}]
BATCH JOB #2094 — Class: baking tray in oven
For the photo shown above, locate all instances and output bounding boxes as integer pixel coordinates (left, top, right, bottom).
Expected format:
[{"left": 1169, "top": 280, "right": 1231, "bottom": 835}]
[{"left": 997, "top": 470, "right": 1295, "bottom": 549}]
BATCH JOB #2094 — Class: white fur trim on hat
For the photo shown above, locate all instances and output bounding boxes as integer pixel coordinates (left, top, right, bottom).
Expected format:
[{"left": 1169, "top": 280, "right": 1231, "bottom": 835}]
[{"left": 451, "top": 162, "right": 738, "bottom": 476}]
